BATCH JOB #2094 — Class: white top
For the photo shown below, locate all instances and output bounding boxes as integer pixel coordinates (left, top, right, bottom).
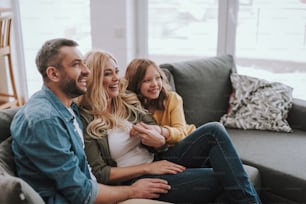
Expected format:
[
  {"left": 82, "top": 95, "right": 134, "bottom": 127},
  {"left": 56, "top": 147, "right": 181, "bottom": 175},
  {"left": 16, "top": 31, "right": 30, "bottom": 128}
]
[
  {"left": 108, "top": 121, "right": 154, "bottom": 167},
  {"left": 67, "top": 107, "right": 96, "bottom": 181}
]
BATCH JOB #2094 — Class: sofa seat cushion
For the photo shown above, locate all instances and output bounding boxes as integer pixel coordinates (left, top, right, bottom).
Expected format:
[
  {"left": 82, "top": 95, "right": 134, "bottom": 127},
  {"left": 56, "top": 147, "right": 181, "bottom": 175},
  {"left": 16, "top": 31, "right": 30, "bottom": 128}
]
[
  {"left": 160, "top": 55, "right": 236, "bottom": 127},
  {"left": 228, "top": 128, "right": 306, "bottom": 203},
  {"left": 0, "top": 137, "right": 16, "bottom": 176}
]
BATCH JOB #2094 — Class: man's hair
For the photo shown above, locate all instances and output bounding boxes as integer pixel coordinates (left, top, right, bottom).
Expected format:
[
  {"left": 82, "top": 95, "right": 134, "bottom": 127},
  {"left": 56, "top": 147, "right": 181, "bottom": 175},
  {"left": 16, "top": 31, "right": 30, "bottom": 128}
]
[{"left": 35, "top": 38, "right": 78, "bottom": 80}]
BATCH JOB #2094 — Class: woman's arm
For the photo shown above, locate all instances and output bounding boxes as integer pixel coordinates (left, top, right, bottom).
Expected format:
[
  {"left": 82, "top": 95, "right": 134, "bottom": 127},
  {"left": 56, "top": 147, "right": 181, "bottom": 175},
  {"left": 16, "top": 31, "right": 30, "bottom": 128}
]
[
  {"left": 85, "top": 129, "right": 184, "bottom": 184},
  {"left": 155, "top": 92, "right": 196, "bottom": 144},
  {"left": 109, "top": 160, "right": 185, "bottom": 184}
]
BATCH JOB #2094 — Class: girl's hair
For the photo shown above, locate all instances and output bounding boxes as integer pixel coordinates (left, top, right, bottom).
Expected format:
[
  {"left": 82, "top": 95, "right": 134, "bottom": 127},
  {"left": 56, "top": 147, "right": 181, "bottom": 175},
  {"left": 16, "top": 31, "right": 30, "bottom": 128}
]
[
  {"left": 124, "top": 58, "right": 171, "bottom": 110},
  {"left": 78, "top": 50, "right": 146, "bottom": 139}
]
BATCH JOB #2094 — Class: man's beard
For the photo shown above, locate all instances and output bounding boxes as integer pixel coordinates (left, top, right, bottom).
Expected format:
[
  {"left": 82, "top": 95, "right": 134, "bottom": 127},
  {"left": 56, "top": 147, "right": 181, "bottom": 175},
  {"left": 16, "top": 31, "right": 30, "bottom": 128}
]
[{"left": 60, "top": 76, "right": 86, "bottom": 99}]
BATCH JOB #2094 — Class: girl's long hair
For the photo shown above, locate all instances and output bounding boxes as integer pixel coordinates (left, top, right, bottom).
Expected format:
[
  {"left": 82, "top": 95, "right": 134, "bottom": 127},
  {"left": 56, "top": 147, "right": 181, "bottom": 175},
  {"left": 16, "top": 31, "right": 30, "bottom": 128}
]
[
  {"left": 78, "top": 50, "right": 146, "bottom": 139},
  {"left": 124, "top": 58, "right": 171, "bottom": 110}
]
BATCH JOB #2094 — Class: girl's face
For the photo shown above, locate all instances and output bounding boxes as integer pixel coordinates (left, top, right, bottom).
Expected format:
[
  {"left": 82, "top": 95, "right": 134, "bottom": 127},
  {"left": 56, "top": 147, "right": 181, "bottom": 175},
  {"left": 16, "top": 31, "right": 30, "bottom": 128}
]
[
  {"left": 140, "top": 65, "right": 162, "bottom": 100},
  {"left": 103, "top": 58, "right": 120, "bottom": 99}
]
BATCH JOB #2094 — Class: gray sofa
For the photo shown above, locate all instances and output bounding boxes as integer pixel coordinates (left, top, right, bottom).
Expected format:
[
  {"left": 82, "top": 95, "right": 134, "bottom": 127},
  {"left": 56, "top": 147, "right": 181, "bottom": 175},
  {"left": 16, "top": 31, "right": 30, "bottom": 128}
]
[
  {"left": 0, "top": 55, "right": 305, "bottom": 203},
  {"left": 160, "top": 55, "right": 306, "bottom": 204}
]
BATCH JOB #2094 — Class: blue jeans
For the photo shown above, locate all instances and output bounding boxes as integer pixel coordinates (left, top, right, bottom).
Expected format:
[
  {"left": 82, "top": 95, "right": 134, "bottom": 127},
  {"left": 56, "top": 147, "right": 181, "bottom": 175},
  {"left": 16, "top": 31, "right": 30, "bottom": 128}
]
[{"left": 127, "top": 122, "right": 262, "bottom": 204}]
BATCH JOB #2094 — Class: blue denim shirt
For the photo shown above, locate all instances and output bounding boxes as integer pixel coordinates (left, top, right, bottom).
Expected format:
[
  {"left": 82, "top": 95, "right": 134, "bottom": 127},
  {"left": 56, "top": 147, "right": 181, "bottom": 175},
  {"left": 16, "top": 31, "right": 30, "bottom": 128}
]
[{"left": 11, "top": 85, "right": 98, "bottom": 204}]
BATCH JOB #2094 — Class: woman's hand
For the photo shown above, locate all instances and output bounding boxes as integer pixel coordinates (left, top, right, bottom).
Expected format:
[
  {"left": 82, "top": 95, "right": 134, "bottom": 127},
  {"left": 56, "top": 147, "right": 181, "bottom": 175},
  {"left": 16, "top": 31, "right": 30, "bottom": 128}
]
[
  {"left": 145, "top": 160, "right": 186, "bottom": 175},
  {"left": 131, "top": 122, "right": 165, "bottom": 148}
]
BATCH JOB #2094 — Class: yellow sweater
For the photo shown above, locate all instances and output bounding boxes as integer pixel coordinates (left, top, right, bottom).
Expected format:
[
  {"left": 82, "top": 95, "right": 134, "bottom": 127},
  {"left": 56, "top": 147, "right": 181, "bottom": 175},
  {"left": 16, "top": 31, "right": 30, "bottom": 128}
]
[{"left": 152, "top": 91, "right": 196, "bottom": 144}]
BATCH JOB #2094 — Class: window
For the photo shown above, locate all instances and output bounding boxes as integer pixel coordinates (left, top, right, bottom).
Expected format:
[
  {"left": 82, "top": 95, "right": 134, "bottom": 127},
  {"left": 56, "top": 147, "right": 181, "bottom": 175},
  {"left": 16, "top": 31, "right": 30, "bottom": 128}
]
[
  {"left": 235, "top": 0, "right": 306, "bottom": 100},
  {"left": 148, "top": 0, "right": 219, "bottom": 63},
  {"left": 18, "top": 0, "right": 91, "bottom": 97},
  {"left": 147, "top": 0, "right": 306, "bottom": 100}
]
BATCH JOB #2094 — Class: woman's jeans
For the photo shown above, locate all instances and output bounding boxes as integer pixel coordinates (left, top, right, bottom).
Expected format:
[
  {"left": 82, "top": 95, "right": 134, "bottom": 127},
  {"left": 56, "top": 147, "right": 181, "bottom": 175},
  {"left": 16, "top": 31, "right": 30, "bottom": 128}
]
[{"left": 128, "top": 122, "right": 262, "bottom": 204}]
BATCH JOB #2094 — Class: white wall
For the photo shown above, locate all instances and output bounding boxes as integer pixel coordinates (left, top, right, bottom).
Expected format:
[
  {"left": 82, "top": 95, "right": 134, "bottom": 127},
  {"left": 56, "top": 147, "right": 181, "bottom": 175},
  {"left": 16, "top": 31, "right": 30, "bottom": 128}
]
[{"left": 90, "top": 0, "right": 138, "bottom": 73}]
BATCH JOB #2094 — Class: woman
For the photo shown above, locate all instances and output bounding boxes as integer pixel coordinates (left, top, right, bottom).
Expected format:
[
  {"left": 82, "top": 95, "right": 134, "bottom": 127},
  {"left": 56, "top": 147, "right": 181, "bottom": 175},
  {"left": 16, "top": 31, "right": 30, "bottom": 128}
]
[
  {"left": 78, "top": 51, "right": 261, "bottom": 204},
  {"left": 125, "top": 58, "right": 262, "bottom": 204}
]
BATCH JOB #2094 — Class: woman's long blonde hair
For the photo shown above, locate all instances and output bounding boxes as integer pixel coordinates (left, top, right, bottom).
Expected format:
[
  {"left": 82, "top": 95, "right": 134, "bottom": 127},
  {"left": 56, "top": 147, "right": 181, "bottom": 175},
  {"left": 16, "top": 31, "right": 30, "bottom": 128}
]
[{"left": 78, "top": 50, "right": 146, "bottom": 138}]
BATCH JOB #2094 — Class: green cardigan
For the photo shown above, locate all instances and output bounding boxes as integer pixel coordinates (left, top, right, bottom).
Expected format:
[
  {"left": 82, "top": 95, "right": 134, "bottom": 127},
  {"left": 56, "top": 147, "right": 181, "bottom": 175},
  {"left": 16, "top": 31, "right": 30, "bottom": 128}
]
[{"left": 79, "top": 109, "right": 156, "bottom": 185}]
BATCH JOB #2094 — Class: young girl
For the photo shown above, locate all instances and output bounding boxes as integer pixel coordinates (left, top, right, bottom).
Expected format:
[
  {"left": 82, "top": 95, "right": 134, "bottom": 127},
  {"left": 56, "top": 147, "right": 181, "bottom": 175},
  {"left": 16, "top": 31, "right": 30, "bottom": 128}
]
[
  {"left": 79, "top": 51, "right": 261, "bottom": 204},
  {"left": 125, "top": 58, "right": 262, "bottom": 204}
]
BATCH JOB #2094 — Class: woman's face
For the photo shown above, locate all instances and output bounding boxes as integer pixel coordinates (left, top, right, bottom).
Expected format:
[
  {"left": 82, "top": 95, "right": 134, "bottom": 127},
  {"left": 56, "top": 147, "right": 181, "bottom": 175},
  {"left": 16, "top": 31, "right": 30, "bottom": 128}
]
[
  {"left": 103, "top": 58, "right": 120, "bottom": 99},
  {"left": 140, "top": 65, "right": 162, "bottom": 100}
]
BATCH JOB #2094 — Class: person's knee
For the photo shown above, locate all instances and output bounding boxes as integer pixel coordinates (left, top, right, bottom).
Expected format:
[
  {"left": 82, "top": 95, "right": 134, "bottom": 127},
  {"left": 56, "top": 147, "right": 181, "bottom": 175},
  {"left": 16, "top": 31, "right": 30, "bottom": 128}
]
[
  {"left": 206, "top": 121, "right": 224, "bottom": 129},
  {"left": 200, "top": 122, "right": 230, "bottom": 141},
  {"left": 200, "top": 122, "right": 225, "bottom": 132}
]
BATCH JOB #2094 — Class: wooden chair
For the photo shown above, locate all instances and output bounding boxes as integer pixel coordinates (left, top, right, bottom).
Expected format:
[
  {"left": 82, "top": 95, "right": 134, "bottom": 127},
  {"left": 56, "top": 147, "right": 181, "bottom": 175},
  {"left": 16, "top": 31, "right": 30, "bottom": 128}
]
[{"left": 0, "top": 14, "right": 20, "bottom": 109}]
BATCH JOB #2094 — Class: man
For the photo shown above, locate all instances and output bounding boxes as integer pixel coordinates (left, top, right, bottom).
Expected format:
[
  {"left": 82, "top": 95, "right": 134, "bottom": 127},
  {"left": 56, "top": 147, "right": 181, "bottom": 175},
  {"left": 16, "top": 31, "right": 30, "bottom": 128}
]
[{"left": 11, "top": 38, "right": 170, "bottom": 204}]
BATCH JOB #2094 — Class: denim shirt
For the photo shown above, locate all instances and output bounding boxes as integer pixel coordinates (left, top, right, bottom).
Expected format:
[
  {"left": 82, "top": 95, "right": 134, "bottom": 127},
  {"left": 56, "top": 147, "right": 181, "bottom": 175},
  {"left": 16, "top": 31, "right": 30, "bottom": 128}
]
[{"left": 11, "top": 85, "right": 98, "bottom": 204}]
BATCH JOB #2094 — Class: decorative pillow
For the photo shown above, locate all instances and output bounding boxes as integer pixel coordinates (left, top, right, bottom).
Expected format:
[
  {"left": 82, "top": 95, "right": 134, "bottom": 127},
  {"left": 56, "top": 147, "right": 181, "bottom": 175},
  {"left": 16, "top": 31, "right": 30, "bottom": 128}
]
[{"left": 220, "top": 73, "right": 293, "bottom": 132}]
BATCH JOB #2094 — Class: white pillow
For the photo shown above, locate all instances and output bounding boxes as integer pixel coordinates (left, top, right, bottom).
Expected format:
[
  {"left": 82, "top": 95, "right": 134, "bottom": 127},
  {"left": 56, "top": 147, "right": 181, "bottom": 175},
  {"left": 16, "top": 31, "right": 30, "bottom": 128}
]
[{"left": 220, "top": 73, "right": 293, "bottom": 132}]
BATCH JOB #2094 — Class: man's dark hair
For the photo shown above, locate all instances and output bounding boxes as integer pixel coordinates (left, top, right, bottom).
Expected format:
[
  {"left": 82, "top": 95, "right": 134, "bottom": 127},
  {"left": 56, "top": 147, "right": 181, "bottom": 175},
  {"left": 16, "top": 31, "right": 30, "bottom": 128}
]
[{"left": 35, "top": 38, "right": 78, "bottom": 80}]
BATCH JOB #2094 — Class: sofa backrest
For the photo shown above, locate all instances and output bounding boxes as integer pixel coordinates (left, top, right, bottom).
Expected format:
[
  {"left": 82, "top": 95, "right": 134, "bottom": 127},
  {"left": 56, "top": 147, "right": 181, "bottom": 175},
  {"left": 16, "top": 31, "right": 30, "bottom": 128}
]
[
  {"left": 0, "top": 108, "right": 20, "bottom": 143},
  {"left": 160, "top": 55, "right": 236, "bottom": 127}
]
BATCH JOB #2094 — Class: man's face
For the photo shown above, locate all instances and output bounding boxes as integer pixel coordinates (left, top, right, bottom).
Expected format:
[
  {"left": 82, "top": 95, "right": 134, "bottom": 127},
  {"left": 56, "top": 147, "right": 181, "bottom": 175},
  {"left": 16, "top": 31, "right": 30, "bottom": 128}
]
[{"left": 57, "top": 46, "right": 90, "bottom": 98}]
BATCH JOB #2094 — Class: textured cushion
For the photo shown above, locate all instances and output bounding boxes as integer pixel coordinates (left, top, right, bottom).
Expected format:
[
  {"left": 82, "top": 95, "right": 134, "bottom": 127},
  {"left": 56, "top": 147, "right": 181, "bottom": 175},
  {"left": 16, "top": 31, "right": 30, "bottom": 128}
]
[
  {"left": 221, "top": 74, "right": 293, "bottom": 132},
  {"left": 0, "top": 107, "right": 19, "bottom": 143},
  {"left": 160, "top": 55, "right": 236, "bottom": 126}
]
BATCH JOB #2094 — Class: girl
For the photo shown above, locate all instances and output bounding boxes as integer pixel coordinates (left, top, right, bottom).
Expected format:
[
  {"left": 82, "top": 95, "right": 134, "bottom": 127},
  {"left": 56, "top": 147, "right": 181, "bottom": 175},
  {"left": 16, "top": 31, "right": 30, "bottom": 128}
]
[{"left": 125, "top": 58, "right": 262, "bottom": 204}]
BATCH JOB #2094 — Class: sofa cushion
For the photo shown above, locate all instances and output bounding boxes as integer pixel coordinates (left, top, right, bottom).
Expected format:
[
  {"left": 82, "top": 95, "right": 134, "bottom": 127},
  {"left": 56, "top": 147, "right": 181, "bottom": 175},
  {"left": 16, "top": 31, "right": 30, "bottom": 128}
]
[
  {"left": 228, "top": 128, "right": 306, "bottom": 203},
  {"left": 0, "top": 174, "right": 45, "bottom": 204},
  {"left": 221, "top": 73, "right": 293, "bottom": 132},
  {"left": 0, "top": 137, "right": 45, "bottom": 204},
  {"left": 0, "top": 137, "right": 16, "bottom": 176},
  {"left": 160, "top": 55, "right": 236, "bottom": 127},
  {"left": 287, "top": 98, "right": 306, "bottom": 131},
  {"left": 0, "top": 107, "right": 19, "bottom": 143}
]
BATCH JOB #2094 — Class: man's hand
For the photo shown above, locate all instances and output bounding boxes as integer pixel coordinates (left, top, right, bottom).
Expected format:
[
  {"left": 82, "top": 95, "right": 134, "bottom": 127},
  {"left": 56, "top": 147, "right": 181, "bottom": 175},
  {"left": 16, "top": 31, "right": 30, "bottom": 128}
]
[{"left": 130, "top": 178, "right": 171, "bottom": 199}]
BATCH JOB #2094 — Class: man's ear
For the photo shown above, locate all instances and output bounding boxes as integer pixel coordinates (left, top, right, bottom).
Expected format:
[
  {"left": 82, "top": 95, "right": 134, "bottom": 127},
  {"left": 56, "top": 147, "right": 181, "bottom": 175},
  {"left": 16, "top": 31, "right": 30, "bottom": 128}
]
[{"left": 46, "top": 66, "right": 60, "bottom": 82}]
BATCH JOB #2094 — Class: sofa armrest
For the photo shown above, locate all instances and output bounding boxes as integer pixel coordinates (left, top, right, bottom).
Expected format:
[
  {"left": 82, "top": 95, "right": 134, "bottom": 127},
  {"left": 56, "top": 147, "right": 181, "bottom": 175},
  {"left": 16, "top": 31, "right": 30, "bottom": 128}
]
[{"left": 287, "top": 98, "right": 306, "bottom": 131}]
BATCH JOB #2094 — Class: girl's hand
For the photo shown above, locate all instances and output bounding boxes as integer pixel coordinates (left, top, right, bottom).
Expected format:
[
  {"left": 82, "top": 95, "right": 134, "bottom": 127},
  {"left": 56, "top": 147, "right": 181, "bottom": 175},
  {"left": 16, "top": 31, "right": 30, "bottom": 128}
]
[{"left": 131, "top": 122, "right": 165, "bottom": 148}]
